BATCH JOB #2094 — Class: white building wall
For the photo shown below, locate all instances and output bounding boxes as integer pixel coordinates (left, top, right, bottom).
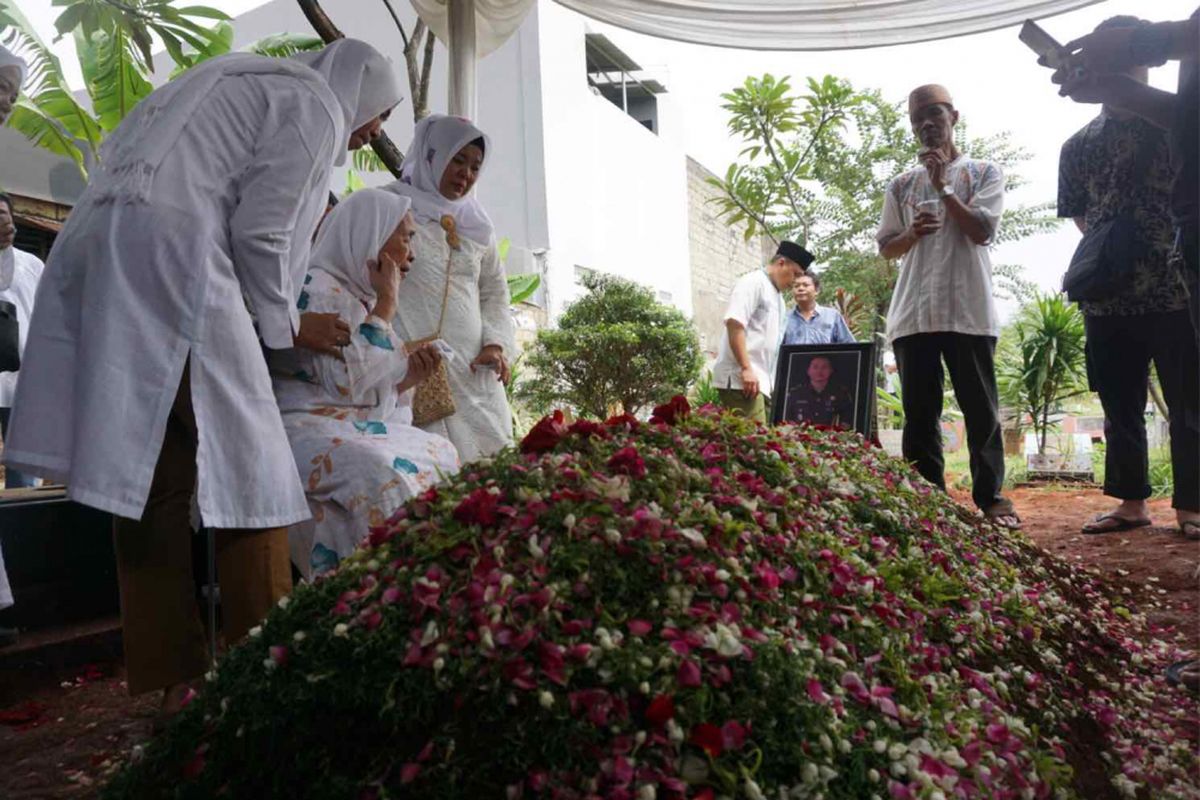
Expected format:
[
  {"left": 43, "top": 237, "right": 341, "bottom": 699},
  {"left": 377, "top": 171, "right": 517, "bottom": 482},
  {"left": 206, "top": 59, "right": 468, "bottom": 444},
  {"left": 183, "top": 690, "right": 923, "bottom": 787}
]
[{"left": 534, "top": 2, "right": 694, "bottom": 319}]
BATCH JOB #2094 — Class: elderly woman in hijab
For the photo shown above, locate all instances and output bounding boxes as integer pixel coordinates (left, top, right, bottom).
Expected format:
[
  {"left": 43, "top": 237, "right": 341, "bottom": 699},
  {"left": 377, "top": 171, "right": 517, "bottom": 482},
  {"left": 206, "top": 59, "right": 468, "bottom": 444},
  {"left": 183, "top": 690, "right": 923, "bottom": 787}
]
[
  {"left": 4, "top": 39, "right": 401, "bottom": 715},
  {"left": 270, "top": 189, "right": 458, "bottom": 578},
  {"left": 385, "top": 114, "right": 516, "bottom": 463}
]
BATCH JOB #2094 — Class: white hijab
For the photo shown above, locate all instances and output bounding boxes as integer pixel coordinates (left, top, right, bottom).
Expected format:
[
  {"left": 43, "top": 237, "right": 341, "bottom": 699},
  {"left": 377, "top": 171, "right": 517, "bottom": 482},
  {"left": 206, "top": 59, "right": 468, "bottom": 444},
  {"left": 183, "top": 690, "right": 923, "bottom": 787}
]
[
  {"left": 0, "top": 45, "right": 23, "bottom": 290},
  {"left": 0, "top": 43, "right": 27, "bottom": 90},
  {"left": 309, "top": 188, "right": 412, "bottom": 303},
  {"left": 386, "top": 114, "right": 495, "bottom": 246},
  {"left": 91, "top": 39, "right": 398, "bottom": 204},
  {"left": 293, "top": 39, "right": 403, "bottom": 162}
]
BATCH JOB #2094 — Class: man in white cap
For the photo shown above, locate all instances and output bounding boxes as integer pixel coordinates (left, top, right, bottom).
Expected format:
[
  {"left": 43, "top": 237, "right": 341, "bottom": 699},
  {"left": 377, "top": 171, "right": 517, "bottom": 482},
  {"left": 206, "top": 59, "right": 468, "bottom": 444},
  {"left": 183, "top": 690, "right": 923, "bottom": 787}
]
[
  {"left": 876, "top": 84, "right": 1020, "bottom": 530},
  {"left": 0, "top": 43, "right": 23, "bottom": 127},
  {"left": 711, "top": 241, "right": 811, "bottom": 424}
]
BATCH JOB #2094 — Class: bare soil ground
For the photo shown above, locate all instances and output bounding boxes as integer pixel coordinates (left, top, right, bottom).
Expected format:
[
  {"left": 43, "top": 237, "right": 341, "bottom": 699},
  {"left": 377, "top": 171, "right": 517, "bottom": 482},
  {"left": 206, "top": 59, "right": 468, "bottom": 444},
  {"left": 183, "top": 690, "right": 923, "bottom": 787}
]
[{"left": 1, "top": 486, "right": 1196, "bottom": 799}]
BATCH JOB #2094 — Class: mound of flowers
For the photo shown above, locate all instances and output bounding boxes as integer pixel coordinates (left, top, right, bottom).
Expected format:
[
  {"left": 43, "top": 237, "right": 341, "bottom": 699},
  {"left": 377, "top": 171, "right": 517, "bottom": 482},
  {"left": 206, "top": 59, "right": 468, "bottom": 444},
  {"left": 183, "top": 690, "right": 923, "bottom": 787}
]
[{"left": 106, "top": 400, "right": 1198, "bottom": 799}]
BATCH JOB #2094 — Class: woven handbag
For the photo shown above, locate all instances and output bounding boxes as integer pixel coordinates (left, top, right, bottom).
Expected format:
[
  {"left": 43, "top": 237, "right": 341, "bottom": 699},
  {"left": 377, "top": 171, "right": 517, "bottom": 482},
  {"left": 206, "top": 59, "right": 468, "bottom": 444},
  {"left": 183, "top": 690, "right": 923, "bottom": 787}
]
[{"left": 409, "top": 221, "right": 458, "bottom": 426}]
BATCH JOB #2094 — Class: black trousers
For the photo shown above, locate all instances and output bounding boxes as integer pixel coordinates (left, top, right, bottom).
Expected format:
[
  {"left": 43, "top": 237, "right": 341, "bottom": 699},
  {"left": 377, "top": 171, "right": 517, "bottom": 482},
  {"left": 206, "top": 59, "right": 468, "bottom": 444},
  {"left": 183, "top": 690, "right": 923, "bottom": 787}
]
[
  {"left": 1176, "top": 223, "right": 1199, "bottom": 345},
  {"left": 1085, "top": 309, "right": 1199, "bottom": 511},
  {"left": 894, "top": 332, "right": 1005, "bottom": 510}
]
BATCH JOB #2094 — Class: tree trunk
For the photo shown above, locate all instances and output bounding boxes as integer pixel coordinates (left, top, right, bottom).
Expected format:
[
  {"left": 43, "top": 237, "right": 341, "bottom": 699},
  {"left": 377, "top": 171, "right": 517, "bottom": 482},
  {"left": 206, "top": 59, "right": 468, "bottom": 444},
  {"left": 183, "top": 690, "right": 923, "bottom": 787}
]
[{"left": 296, "top": 0, "right": 405, "bottom": 177}]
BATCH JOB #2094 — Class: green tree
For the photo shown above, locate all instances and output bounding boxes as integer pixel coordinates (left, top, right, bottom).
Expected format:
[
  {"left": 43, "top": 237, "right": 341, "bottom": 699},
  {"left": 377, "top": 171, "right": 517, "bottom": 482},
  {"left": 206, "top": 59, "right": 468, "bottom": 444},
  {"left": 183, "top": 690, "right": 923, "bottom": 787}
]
[
  {"left": 0, "top": 0, "right": 439, "bottom": 180},
  {"left": 519, "top": 272, "right": 702, "bottom": 418},
  {"left": 708, "top": 74, "right": 1057, "bottom": 344},
  {"left": 0, "top": 0, "right": 230, "bottom": 176},
  {"left": 997, "top": 293, "right": 1088, "bottom": 455}
]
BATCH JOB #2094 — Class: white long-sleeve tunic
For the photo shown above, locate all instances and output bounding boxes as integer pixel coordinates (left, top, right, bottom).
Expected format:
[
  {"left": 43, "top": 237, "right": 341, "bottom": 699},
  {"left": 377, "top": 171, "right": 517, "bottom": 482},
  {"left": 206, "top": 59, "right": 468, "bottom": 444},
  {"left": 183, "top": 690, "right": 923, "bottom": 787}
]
[
  {"left": 0, "top": 248, "right": 45, "bottom": 408},
  {"left": 270, "top": 270, "right": 459, "bottom": 577},
  {"left": 392, "top": 220, "right": 515, "bottom": 463},
  {"left": 4, "top": 73, "right": 337, "bottom": 527}
]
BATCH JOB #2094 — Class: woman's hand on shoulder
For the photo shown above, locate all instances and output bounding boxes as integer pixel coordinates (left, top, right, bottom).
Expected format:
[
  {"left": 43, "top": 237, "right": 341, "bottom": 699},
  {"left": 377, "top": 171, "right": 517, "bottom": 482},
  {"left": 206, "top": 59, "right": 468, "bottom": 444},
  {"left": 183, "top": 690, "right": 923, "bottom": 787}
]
[
  {"left": 397, "top": 342, "right": 443, "bottom": 394},
  {"left": 295, "top": 312, "right": 350, "bottom": 360}
]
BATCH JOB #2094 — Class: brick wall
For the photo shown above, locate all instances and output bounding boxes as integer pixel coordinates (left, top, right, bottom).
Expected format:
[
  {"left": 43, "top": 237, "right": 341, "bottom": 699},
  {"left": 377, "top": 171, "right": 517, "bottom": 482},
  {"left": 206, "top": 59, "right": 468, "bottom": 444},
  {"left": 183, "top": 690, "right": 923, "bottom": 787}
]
[{"left": 686, "top": 157, "right": 774, "bottom": 359}]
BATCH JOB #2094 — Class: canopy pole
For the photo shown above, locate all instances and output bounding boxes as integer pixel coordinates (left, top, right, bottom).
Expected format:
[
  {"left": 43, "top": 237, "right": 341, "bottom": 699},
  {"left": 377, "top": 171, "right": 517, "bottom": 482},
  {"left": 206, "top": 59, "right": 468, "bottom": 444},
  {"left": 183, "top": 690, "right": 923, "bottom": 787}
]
[{"left": 448, "top": 0, "right": 478, "bottom": 119}]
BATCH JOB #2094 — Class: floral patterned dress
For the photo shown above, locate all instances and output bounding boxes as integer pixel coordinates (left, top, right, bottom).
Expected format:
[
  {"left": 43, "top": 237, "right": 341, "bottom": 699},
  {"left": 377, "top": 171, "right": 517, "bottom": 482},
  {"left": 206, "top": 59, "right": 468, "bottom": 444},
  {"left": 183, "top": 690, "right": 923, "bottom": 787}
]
[{"left": 270, "top": 270, "right": 460, "bottom": 578}]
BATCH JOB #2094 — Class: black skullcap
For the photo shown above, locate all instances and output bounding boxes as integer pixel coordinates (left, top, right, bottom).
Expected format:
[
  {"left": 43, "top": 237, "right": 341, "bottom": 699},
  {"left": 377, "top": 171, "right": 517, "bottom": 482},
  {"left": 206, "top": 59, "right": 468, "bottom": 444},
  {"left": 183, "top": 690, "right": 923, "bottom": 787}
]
[{"left": 776, "top": 240, "right": 814, "bottom": 269}]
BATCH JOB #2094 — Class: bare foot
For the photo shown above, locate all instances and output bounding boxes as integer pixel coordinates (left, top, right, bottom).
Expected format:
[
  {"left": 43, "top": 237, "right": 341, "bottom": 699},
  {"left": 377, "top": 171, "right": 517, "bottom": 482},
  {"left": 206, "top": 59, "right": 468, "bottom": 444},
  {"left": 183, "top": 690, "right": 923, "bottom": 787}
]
[
  {"left": 1081, "top": 500, "right": 1152, "bottom": 534},
  {"left": 1178, "top": 510, "right": 1200, "bottom": 541}
]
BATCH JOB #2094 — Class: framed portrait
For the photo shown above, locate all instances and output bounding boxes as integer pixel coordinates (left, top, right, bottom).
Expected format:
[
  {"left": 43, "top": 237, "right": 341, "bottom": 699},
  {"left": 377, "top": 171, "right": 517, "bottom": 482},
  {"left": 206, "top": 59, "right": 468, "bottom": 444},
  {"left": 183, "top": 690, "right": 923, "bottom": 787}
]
[{"left": 771, "top": 343, "right": 877, "bottom": 436}]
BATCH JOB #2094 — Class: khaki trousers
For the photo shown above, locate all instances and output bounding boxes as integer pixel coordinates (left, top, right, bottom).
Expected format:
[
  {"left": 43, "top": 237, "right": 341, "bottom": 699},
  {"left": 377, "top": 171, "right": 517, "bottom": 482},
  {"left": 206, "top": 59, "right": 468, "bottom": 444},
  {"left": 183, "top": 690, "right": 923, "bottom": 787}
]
[
  {"left": 716, "top": 388, "right": 768, "bottom": 425},
  {"left": 113, "top": 365, "right": 291, "bottom": 695}
]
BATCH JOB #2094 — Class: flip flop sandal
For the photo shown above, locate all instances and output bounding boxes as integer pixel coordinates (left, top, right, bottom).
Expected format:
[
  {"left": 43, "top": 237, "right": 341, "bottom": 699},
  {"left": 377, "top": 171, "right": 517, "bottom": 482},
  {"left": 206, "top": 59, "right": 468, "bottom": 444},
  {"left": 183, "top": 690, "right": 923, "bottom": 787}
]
[
  {"left": 1181, "top": 520, "right": 1200, "bottom": 541},
  {"left": 1166, "top": 660, "right": 1200, "bottom": 692},
  {"left": 1081, "top": 513, "right": 1152, "bottom": 535}
]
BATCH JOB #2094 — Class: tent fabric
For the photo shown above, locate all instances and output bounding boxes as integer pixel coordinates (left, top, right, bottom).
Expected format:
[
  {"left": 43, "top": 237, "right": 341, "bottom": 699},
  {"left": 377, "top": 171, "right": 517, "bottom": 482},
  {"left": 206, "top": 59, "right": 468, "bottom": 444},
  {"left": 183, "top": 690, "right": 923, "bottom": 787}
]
[
  {"left": 409, "top": 0, "right": 537, "bottom": 58},
  {"left": 411, "top": 0, "right": 1102, "bottom": 54}
]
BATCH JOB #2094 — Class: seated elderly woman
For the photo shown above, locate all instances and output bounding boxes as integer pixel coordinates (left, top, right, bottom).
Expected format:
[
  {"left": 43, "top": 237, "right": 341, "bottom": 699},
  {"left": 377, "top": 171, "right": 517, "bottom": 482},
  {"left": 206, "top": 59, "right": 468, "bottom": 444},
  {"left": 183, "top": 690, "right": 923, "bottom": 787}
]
[{"left": 270, "top": 188, "right": 459, "bottom": 578}]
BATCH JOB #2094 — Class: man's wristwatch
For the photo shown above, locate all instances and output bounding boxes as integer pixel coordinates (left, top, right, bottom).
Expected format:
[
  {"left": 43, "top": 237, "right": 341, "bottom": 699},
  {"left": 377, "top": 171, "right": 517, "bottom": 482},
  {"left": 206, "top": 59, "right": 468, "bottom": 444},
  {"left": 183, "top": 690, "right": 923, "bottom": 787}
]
[{"left": 940, "top": 185, "right": 955, "bottom": 199}]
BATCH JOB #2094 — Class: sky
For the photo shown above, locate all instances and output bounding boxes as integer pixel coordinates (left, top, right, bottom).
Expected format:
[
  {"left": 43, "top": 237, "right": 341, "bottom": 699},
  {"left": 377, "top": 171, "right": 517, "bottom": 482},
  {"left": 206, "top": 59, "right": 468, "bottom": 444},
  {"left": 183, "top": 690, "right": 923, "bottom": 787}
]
[{"left": 16, "top": 0, "right": 1198, "bottom": 319}]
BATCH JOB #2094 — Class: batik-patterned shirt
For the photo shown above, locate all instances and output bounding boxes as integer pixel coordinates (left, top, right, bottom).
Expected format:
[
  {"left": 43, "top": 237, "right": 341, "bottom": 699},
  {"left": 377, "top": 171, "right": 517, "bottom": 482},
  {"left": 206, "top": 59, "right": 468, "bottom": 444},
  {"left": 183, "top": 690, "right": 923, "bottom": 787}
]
[{"left": 1057, "top": 111, "right": 1187, "bottom": 316}]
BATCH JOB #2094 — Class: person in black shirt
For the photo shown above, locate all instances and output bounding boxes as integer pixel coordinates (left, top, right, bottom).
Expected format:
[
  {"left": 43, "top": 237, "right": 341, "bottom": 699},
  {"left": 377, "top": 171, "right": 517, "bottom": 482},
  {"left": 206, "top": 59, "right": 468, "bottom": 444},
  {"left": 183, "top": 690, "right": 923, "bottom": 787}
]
[
  {"left": 1051, "top": 10, "right": 1200, "bottom": 343},
  {"left": 1055, "top": 16, "right": 1199, "bottom": 540}
]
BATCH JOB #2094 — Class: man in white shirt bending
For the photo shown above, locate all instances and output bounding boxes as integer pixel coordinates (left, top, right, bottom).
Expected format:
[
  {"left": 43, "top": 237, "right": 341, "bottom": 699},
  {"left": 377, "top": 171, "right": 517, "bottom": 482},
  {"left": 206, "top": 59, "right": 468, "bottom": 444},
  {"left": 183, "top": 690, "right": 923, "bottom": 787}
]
[
  {"left": 876, "top": 84, "right": 1019, "bottom": 530},
  {"left": 711, "top": 241, "right": 811, "bottom": 423}
]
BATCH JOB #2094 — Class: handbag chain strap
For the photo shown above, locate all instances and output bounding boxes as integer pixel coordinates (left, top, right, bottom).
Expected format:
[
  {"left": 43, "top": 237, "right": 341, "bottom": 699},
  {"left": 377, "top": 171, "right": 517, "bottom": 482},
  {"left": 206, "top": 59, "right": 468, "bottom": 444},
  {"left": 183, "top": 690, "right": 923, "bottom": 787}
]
[{"left": 431, "top": 250, "right": 453, "bottom": 340}]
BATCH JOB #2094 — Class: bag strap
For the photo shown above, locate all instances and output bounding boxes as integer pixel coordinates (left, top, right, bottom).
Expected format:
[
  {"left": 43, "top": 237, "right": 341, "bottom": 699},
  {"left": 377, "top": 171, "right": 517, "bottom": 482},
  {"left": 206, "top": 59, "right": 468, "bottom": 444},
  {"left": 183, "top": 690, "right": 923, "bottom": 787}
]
[{"left": 431, "top": 251, "right": 453, "bottom": 339}]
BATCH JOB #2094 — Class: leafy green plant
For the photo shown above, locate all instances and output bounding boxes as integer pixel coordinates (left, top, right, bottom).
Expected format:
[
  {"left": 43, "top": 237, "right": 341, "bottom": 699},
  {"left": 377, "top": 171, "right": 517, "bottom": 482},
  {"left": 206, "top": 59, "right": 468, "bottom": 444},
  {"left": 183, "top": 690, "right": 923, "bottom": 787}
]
[
  {"left": 1148, "top": 447, "right": 1174, "bottom": 499},
  {"left": 520, "top": 272, "right": 702, "bottom": 418},
  {"left": 689, "top": 370, "right": 721, "bottom": 408},
  {"left": 506, "top": 274, "right": 540, "bottom": 306},
  {"left": 1, "top": 0, "right": 230, "bottom": 176},
  {"left": 998, "top": 293, "right": 1089, "bottom": 456}
]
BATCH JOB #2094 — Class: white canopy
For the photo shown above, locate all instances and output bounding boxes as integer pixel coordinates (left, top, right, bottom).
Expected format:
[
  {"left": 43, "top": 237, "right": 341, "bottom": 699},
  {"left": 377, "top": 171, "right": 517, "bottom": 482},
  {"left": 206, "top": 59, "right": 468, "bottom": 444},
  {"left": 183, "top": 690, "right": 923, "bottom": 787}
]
[{"left": 412, "top": 0, "right": 1101, "bottom": 56}]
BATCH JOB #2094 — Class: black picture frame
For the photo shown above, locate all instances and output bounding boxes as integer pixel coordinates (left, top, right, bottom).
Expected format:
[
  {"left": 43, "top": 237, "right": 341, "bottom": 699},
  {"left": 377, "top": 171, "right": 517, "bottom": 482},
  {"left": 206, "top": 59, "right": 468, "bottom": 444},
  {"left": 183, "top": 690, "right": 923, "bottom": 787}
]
[{"left": 771, "top": 343, "right": 877, "bottom": 436}]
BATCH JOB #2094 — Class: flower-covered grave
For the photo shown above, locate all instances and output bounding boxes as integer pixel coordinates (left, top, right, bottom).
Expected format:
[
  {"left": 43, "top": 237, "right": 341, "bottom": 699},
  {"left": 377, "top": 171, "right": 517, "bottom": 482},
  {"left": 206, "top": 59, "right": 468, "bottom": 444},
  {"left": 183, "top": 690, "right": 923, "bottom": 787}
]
[{"left": 106, "top": 400, "right": 1199, "bottom": 799}]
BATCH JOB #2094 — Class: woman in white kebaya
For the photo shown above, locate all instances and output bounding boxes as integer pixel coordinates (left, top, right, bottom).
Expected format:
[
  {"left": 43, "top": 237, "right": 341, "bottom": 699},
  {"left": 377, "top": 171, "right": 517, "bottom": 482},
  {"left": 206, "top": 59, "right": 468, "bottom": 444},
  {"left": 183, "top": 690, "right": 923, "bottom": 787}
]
[
  {"left": 386, "top": 115, "right": 516, "bottom": 463},
  {"left": 271, "top": 189, "right": 458, "bottom": 579},
  {"left": 3, "top": 39, "right": 401, "bottom": 712}
]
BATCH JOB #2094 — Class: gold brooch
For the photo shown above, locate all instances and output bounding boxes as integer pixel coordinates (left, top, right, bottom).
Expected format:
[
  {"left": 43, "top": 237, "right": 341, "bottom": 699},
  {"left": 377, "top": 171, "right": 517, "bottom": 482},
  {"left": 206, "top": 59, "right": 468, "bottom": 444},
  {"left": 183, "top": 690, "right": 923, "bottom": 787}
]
[{"left": 440, "top": 214, "right": 461, "bottom": 251}]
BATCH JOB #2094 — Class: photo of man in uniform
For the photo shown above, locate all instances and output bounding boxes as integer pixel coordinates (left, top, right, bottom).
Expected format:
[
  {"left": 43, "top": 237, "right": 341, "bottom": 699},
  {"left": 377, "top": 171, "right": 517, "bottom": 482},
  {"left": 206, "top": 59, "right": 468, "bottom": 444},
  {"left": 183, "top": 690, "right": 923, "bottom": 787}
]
[{"left": 782, "top": 354, "right": 856, "bottom": 427}]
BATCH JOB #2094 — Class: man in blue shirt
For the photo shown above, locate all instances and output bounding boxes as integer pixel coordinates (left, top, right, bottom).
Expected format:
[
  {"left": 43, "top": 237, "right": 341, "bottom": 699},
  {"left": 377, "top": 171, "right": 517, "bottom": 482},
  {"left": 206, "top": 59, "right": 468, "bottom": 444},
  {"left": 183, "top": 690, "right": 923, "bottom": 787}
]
[{"left": 782, "top": 272, "right": 856, "bottom": 345}]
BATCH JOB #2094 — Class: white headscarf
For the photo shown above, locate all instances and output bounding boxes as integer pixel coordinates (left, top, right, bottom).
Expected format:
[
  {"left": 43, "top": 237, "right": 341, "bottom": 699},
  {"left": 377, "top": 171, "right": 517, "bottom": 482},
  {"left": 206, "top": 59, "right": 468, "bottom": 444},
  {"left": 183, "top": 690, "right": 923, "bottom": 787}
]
[
  {"left": 0, "top": 43, "right": 27, "bottom": 89},
  {"left": 309, "top": 188, "right": 412, "bottom": 302},
  {"left": 91, "top": 39, "right": 397, "bottom": 204},
  {"left": 293, "top": 39, "right": 403, "bottom": 164},
  {"left": 386, "top": 114, "right": 495, "bottom": 246}
]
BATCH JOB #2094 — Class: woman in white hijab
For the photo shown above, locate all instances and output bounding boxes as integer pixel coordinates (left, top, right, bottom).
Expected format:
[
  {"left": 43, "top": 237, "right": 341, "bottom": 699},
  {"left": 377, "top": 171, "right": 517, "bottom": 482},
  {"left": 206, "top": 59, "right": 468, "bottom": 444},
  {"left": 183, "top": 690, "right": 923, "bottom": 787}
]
[
  {"left": 386, "top": 114, "right": 516, "bottom": 463},
  {"left": 270, "top": 189, "right": 458, "bottom": 579},
  {"left": 4, "top": 39, "right": 401, "bottom": 713}
]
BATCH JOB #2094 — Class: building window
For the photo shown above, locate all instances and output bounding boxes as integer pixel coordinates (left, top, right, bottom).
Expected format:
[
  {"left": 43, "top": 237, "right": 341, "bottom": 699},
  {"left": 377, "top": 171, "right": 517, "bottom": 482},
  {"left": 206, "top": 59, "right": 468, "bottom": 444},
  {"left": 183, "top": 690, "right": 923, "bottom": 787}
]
[
  {"left": 584, "top": 33, "right": 667, "bottom": 135},
  {"left": 657, "top": 290, "right": 673, "bottom": 304}
]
